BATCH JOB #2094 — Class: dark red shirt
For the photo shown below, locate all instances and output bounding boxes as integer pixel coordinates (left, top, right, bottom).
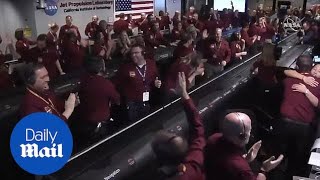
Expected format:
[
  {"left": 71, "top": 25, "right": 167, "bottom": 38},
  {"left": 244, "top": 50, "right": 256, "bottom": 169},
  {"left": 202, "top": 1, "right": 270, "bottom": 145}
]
[
  {"left": 253, "top": 60, "right": 277, "bottom": 87},
  {"left": 248, "top": 24, "right": 259, "bottom": 37},
  {"left": 144, "top": 31, "right": 168, "bottom": 49},
  {"left": 204, "top": 20, "right": 220, "bottom": 35},
  {"left": 177, "top": 98, "right": 206, "bottom": 180},
  {"left": 281, "top": 76, "right": 320, "bottom": 123},
  {"left": 79, "top": 74, "right": 120, "bottom": 123},
  {"left": 230, "top": 41, "right": 243, "bottom": 59},
  {"left": 29, "top": 47, "right": 60, "bottom": 79},
  {"left": 171, "top": 28, "right": 185, "bottom": 41},
  {"left": 59, "top": 24, "right": 81, "bottom": 44},
  {"left": 206, "top": 133, "right": 256, "bottom": 180},
  {"left": 206, "top": 39, "right": 231, "bottom": 65},
  {"left": 241, "top": 29, "right": 254, "bottom": 48},
  {"left": 114, "top": 59, "right": 159, "bottom": 102},
  {"left": 113, "top": 19, "right": 129, "bottom": 35},
  {"left": 63, "top": 40, "right": 85, "bottom": 72},
  {"left": 85, "top": 22, "right": 99, "bottom": 38},
  {"left": 20, "top": 88, "right": 66, "bottom": 121},
  {"left": 165, "top": 61, "right": 193, "bottom": 91},
  {"left": 173, "top": 44, "right": 194, "bottom": 60},
  {"left": 16, "top": 38, "right": 36, "bottom": 63},
  {"left": 159, "top": 16, "right": 171, "bottom": 30}
]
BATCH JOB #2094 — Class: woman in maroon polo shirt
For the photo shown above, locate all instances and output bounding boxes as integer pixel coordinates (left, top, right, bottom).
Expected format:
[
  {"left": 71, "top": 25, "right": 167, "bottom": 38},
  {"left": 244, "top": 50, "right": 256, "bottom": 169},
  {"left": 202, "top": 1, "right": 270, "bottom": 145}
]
[
  {"left": 165, "top": 52, "right": 204, "bottom": 94},
  {"left": 47, "top": 23, "right": 59, "bottom": 51},
  {"left": 15, "top": 28, "right": 36, "bottom": 63},
  {"left": 171, "top": 21, "right": 185, "bottom": 42},
  {"left": 117, "top": 31, "right": 132, "bottom": 57},
  {"left": 251, "top": 42, "right": 277, "bottom": 88},
  {"left": 230, "top": 32, "right": 247, "bottom": 62}
]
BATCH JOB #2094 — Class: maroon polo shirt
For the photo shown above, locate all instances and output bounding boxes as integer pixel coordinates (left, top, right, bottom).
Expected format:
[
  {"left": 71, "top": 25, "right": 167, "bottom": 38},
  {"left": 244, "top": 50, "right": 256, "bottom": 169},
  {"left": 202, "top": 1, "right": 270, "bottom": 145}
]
[
  {"left": 159, "top": 16, "right": 171, "bottom": 30},
  {"left": 281, "top": 75, "right": 320, "bottom": 123},
  {"left": 205, "top": 20, "right": 220, "bottom": 35},
  {"left": 252, "top": 60, "right": 277, "bottom": 87},
  {"left": 139, "top": 21, "right": 151, "bottom": 34},
  {"left": 263, "top": 25, "right": 276, "bottom": 40},
  {"left": 206, "top": 39, "right": 231, "bottom": 65},
  {"left": 165, "top": 60, "right": 193, "bottom": 91},
  {"left": 248, "top": 24, "right": 259, "bottom": 37},
  {"left": 79, "top": 73, "right": 120, "bottom": 123},
  {"left": 20, "top": 88, "right": 67, "bottom": 121},
  {"left": 63, "top": 40, "right": 85, "bottom": 72},
  {"left": 206, "top": 133, "right": 256, "bottom": 180},
  {"left": 114, "top": 59, "right": 159, "bottom": 102},
  {"left": 171, "top": 28, "right": 185, "bottom": 42},
  {"left": 29, "top": 47, "right": 60, "bottom": 79},
  {"left": 173, "top": 44, "right": 194, "bottom": 60},
  {"left": 144, "top": 31, "right": 168, "bottom": 49},
  {"left": 59, "top": 24, "right": 81, "bottom": 44},
  {"left": 46, "top": 31, "right": 58, "bottom": 50},
  {"left": 113, "top": 19, "right": 129, "bottom": 35},
  {"left": 16, "top": 38, "right": 36, "bottom": 63},
  {"left": 230, "top": 41, "right": 243, "bottom": 59},
  {"left": 85, "top": 22, "right": 99, "bottom": 38},
  {"left": 241, "top": 29, "right": 255, "bottom": 48},
  {"left": 177, "top": 98, "right": 206, "bottom": 180}
]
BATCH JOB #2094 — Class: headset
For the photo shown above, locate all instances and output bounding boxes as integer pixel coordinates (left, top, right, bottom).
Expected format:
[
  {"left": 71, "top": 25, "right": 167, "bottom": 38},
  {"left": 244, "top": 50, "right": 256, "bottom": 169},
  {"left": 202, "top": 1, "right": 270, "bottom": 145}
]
[{"left": 236, "top": 113, "right": 246, "bottom": 140}]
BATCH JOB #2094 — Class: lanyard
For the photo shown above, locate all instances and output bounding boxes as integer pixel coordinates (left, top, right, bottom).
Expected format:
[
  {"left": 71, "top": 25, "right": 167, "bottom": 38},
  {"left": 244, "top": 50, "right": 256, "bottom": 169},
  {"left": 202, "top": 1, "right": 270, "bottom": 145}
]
[
  {"left": 136, "top": 65, "right": 147, "bottom": 82},
  {"left": 27, "top": 88, "right": 61, "bottom": 116},
  {"left": 49, "top": 31, "right": 57, "bottom": 42}
]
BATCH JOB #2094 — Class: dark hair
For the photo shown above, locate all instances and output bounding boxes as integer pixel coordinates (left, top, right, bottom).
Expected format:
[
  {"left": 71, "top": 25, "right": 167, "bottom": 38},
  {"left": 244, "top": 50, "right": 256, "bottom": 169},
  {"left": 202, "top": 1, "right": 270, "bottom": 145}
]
[
  {"left": 230, "top": 32, "right": 241, "bottom": 42},
  {"left": 85, "top": 56, "right": 105, "bottom": 74},
  {"left": 15, "top": 29, "right": 24, "bottom": 41},
  {"left": 66, "top": 15, "right": 72, "bottom": 19},
  {"left": 242, "top": 22, "right": 249, "bottom": 28},
  {"left": 131, "top": 44, "right": 145, "bottom": 52},
  {"left": 296, "top": 55, "right": 313, "bottom": 72},
  {"left": 180, "top": 32, "right": 193, "bottom": 44},
  {"left": 23, "top": 63, "right": 45, "bottom": 85},
  {"left": 119, "top": 13, "right": 125, "bottom": 19},
  {"left": 37, "top": 34, "right": 47, "bottom": 42},
  {"left": 159, "top": 10, "right": 164, "bottom": 16}
]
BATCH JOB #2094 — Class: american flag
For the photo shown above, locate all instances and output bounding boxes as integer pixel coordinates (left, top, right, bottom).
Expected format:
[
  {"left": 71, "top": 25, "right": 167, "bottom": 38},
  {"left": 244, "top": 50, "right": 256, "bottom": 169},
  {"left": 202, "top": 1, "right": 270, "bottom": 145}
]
[{"left": 115, "top": 0, "right": 154, "bottom": 19}]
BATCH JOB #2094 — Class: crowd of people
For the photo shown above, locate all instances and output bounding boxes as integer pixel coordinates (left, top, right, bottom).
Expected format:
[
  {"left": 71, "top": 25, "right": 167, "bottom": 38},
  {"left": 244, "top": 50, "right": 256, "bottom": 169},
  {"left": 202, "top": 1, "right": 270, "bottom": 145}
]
[{"left": 2, "top": 2, "right": 320, "bottom": 180}]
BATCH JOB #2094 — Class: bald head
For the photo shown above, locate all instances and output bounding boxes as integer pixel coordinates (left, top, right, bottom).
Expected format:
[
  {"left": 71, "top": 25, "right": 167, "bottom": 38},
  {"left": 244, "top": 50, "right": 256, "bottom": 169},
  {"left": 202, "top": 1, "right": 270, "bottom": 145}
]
[{"left": 221, "top": 112, "right": 252, "bottom": 146}]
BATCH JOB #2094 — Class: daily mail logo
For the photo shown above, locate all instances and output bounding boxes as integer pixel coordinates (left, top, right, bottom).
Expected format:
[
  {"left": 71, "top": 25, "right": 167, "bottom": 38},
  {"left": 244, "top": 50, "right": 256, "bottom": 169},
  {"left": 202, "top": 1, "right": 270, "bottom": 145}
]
[
  {"left": 10, "top": 113, "right": 73, "bottom": 175},
  {"left": 20, "top": 129, "right": 63, "bottom": 158}
]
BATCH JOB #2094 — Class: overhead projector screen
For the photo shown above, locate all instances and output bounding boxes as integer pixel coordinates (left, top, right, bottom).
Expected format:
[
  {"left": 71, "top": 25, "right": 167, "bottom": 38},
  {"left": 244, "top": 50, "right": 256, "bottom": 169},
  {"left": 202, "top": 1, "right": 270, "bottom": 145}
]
[{"left": 214, "top": 0, "right": 246, "bottom": 12}]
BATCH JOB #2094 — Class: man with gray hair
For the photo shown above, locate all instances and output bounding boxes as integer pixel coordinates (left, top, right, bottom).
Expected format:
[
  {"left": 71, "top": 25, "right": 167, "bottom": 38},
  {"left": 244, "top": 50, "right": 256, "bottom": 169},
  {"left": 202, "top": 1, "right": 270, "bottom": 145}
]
[{"left": 204, "top": 28, "right": 231, "bottom": 76}]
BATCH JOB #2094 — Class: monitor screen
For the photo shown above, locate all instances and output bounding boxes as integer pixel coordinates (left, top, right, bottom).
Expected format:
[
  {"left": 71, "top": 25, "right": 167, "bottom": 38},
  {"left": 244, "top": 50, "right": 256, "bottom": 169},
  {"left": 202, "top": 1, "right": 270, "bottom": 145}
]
[
  {"left": 214, "top": 0, "right": 246, "bottom": 12},
  {"left": 314, "top": 56, "right": 320, "bottom": 63}
]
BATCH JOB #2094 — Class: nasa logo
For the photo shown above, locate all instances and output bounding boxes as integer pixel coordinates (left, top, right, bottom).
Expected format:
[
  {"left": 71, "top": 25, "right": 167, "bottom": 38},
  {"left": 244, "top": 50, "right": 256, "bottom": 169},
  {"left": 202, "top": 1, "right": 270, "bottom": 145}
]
[
  {"left": 44, "top": 0, "right": 59, "bottom": 16},
  {"left": 283, "top": 16, "right": 302, "bottom": 33},
  {"left": 10, "top": 113, "right": 73, "bottom": 175}
]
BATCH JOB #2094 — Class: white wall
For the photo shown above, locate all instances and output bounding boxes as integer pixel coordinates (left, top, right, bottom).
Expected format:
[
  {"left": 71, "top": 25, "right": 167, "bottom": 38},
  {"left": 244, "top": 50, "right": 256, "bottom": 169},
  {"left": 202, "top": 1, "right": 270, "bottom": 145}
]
[
  {"left": 0, "top": 0, "right": 36, "bottom": 50},
  {"left": 166, "top": 0, "right": 181, "bottom": 17},
  {"left": 155, "top": 0, "right": 166, "bottom": 15},
  {"left": 34, "top": 0, "right": 114, "bottom": 38}
]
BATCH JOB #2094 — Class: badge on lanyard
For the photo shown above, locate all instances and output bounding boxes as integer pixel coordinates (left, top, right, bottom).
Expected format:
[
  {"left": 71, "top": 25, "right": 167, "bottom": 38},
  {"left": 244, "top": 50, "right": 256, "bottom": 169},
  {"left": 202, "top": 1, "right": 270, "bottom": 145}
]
[
  {"left": 210, "top": 44, "right": 215, "bottom": 49},
  {"left": 23, "top": 43, "right": 27, "bottom": 47},
  {"left": 44, "top": 106, "right": 53, "bottom": 113},
  {"left": 150, "top": 35, "right": 154, "bottom": 39},
  {"left": 129, "top": 71, "right": 136, "bottom": 77},
  {"left": 143, "top": 92, "right": 149, "bottom": 102}
]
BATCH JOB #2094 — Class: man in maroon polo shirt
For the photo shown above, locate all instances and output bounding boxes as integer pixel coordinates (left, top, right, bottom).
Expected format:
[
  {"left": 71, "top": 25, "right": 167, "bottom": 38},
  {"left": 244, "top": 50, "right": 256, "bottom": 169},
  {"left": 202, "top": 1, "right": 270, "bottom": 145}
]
[
  {"left": 85, "top": 15, "right": 100, "bottom": 39},
  {"left": 79, "top": 56, "right": 120, "bottom": 139},
  {"left": 279, "top": 55, "right": 320, "bottom": 179},
  {"left": 144, "top": 21, "right": 169, "bottom": 49},
  {"left": 152, "top": 72, "right": 206, "bottom": 180},
  {"left": 114, "top": 45, "right": 161, "bottom": 121},
  {"left": 241, "top": 22, "right": 257, "bottom": 50},
  {"left": 29, "top": 34, "right": 65, "bottom": 80},
  {"left": 204, "top": 28, "right": 231, "bottom": 76},
  {"left": 20, "top": 63, "right": 76, "bottom": 121},
  {"left": 206, "top": 112, "right": 284, "bottom": 180},
  {"left": 59, "top": 15, "right": 81, "bottom": 45},
  {"left": 113, "top": 13, "right": 129, "bottom": 35}
]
